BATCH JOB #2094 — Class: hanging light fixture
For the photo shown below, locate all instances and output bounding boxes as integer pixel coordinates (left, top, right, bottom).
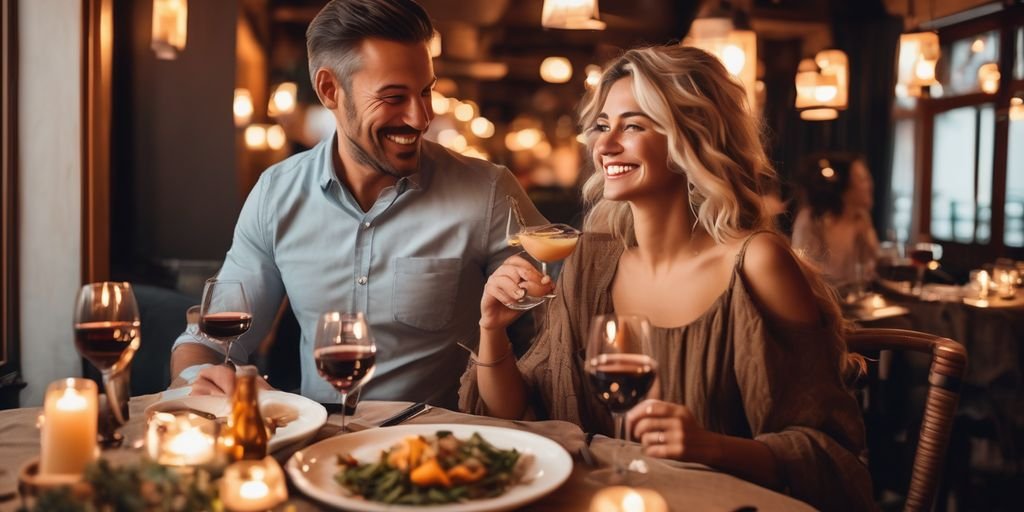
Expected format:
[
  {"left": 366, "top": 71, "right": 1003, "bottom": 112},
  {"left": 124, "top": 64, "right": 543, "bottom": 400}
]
[
  {"left": 541, "top": 0, "right": 606, "bottom": 30},
  {"left": 151, "top": 0, "right": 187, "bottom": 60},
  {"left": 683, "top": 1, "right": 757, "bottom": 110},
  {"left": 268, "top": 82, "right": 298, "bottom": 117},
  {"left": 895, "top": 31, "right": 940, "bottom": 97},
  {"left": 977, "top": 63, "right": 1000, "bottom": 94},
  {"left": 540, "top": 56, "right": 573, "bottom": 84},
  {"left": 794, "top": 49, "right": 848, "bottom": 121}
]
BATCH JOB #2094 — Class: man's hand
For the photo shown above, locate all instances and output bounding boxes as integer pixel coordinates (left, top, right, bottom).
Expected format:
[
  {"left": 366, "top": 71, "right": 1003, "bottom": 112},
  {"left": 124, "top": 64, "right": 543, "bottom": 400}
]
[{"left": 190, "top": 365, "right": 273, "bottom": 396}]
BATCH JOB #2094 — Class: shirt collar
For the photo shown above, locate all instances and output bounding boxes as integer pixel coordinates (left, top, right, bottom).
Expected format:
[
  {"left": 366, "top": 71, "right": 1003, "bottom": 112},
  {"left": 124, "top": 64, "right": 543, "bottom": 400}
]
[{"left": 317, "top": 133, "right": 433, "bottom": 193}]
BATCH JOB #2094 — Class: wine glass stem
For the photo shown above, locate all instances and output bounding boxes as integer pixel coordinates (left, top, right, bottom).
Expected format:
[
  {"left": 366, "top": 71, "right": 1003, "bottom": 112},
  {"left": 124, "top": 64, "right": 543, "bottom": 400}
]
[
  {"left": 99, "top": 369, "right": 127, "bottom": 447},
  {"left": 612, "top": 411, "right": 627, "bottom": 477},
  {"left": 222, "top": 338, "right": 234, "bottom": 366},
  {"left": 339, "top": 391, "right": 349, "bottom": 432},
  {"left": 540, "top": 261, "right": 548, "bottom": 278}
]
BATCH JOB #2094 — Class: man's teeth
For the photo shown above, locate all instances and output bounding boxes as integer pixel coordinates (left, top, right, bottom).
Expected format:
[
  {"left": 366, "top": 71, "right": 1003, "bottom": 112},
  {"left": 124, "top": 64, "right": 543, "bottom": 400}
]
[
  {"left": 605, "top": 164, "right": 637, "bottom": 176},
  {"left": 386, "top": 134, "right": 418, "bottom": 145}
]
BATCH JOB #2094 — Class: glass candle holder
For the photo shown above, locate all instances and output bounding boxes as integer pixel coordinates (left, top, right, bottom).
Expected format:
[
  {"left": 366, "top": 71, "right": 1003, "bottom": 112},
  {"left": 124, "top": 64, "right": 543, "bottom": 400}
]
[
  {"left": 993, "top": 267, "right": 1017, "bottom": 300},
  {"left": 589, "top": 486, "right": 668, "bottom": 512},
  {"left": 40, "top": 378, "right": 98, "bottom": 476},
  {"left": 219, "top": 456, "right": 288, "bottom": 512},
  {"left": 146, "top": 411, "right": 221, "bottom": 468}
]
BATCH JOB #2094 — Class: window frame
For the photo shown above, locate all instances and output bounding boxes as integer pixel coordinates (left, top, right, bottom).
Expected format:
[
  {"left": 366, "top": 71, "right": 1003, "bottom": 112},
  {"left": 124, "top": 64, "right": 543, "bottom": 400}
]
[
  {"left": 914, "top": 6, "right": 1024, "bottom": 264},
  {"left": 0, "top": 0, "right": 24, "bottom": 408}
]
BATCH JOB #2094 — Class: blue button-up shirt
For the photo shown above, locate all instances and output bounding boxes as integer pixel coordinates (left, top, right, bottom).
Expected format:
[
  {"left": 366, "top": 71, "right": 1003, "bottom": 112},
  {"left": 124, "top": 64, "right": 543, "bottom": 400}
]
[{"left": 172, "top": 137, "right": 545, "bottom": 407}]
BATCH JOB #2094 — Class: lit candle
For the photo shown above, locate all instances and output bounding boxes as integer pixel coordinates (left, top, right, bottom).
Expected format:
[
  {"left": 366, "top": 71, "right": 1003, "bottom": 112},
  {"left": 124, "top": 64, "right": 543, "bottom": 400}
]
[
  {"left": 589, "top": 486, "right": 668, "bottom": 512},
  {"left": 146, "top": 412, "right": 219, "bottom": 467},
  {"left": 219, "top": 456, "right": 288, "bottom": 512},
  {"left": 40, "top": 378, "right": 98, "bottom": 475},
  {"left": 977, "top": 270, "right": 991, "bottom": 298}
]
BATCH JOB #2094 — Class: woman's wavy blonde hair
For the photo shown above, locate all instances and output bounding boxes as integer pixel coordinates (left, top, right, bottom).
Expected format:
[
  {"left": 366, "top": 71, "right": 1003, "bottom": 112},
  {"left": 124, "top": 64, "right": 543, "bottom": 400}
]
[
  {"left": 578, "top": 45, "right": 862, "bottom": 376},
  {"left": 579, "top": 45, "right": 774, "bottom": 246}
]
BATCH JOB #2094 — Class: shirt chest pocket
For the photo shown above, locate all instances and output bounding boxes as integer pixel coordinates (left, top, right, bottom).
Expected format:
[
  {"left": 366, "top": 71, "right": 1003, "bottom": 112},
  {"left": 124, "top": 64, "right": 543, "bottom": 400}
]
[{"left": 392, "top": 257, "right": 462, "bottom": 331}]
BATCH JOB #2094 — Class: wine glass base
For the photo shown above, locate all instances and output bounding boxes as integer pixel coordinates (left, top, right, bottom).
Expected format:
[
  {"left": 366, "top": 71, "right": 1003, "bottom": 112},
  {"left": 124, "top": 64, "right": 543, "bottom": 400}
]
[
  {"left": 584, "top": 464, "right": 649, "bottom": 486},
  {"left": 504, "top": 295, "right": 546, "bottom": 311}
]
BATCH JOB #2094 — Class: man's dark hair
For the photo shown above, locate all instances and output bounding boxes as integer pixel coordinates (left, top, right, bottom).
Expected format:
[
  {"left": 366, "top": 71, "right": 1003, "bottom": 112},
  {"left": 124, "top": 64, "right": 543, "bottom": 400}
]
[
  {"left": 306, "top": 0, "right": 433, "bottom": 93},
  {"left": 798, "top": 152, "right": 864, "bottom": 218}
]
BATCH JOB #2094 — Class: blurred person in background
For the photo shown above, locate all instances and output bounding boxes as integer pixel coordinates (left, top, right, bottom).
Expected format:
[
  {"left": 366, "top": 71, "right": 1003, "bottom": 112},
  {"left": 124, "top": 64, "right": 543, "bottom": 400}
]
[{"left": 791, "top": 153, "right": 880, "bottom": 289}]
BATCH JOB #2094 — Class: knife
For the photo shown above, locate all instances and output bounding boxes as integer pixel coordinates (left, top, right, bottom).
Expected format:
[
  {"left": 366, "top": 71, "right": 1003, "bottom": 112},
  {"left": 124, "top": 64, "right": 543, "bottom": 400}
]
[{"left": 378, "top": 402, "right": 431, "bottom": 427}]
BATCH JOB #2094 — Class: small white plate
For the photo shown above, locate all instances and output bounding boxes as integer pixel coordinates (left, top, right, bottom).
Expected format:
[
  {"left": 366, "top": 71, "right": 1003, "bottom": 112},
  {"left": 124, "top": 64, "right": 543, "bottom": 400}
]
[
  {"left": 286, "top": 423, "right": 573, "bottom": 511},
  {"left": 146, "top": 388, "right": 327, "bottom": 452}
]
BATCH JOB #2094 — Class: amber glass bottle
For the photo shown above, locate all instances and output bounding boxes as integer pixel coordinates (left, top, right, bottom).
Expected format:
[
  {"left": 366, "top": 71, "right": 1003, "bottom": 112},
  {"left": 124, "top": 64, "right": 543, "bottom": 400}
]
[{"left": 220, "top": 365, "right": 268, "bottom": 462}]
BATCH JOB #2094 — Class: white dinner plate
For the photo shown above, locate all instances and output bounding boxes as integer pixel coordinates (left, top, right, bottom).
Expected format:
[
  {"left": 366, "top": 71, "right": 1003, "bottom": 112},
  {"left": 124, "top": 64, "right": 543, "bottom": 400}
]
[
  {"left": 145, "top": 388, "right": 327, "bottom": 452},
  {"left": 286, "top": 423, "right": 573, "bottom": 511}
]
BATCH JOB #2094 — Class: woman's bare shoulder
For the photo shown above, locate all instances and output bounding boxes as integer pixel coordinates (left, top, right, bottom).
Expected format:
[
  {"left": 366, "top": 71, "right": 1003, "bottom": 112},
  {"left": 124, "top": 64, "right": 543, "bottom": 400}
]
[{"left": 735, "top": 231, "right": 821, "bottom": 325}]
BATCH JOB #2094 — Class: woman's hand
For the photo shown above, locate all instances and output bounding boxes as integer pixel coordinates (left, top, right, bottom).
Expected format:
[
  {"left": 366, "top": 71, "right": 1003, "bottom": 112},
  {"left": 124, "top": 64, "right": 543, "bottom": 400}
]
[
  {"left": 479, "top": 254, "right": 553, "bottom": 330},
  {"left": 626, "top": 399, "right": 720, "bottom": 464}
]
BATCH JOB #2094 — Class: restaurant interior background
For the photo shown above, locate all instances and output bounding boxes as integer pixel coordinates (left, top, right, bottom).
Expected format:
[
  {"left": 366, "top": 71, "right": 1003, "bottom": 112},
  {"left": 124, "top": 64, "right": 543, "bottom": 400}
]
[{"left": 1, "top": 0, "right": 1022, "bottom": 509}]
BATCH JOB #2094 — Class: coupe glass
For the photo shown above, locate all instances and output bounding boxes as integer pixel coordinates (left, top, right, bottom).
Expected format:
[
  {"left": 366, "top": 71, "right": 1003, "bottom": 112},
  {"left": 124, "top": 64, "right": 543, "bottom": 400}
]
[
  {"left": 313, "top": 312, "right": 377, "bottom": 433},
  {"left": 504, "top": 196, "right": 580, "bottom": 310},
  {"left": 198, "top": 279, "right": 252, "bottom": 365},
  {"left": 73, "top": 281, "right": 141, "bottom": 447},
  {"left": 585, "top": 314, "right": 657, "bottom": 484}
]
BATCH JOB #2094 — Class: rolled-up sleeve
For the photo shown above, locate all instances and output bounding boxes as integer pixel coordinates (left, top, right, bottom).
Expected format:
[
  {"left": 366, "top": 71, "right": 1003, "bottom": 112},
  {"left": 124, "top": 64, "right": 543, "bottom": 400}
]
[{"left": 171, "top": 172, "right": 285, "bottom": 363}]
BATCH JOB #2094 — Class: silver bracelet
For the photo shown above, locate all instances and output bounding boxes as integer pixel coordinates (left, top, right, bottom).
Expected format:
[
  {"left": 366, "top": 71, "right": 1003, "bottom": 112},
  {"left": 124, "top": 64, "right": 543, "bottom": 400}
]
[{"left": 458, "top": 342, "right": 514, "bottom": 367}]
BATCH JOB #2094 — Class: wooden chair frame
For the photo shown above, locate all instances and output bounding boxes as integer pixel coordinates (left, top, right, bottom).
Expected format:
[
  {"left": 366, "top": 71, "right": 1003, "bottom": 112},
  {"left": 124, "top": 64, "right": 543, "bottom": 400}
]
[{"left": 847, "top": 328, "right": 968, "bottom": 512}]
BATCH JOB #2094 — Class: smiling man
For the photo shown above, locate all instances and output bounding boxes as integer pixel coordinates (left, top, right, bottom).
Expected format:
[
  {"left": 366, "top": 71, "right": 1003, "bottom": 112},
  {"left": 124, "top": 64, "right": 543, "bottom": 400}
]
[{"left": 169, "top": 0, "right": 546, "bottom": 408}]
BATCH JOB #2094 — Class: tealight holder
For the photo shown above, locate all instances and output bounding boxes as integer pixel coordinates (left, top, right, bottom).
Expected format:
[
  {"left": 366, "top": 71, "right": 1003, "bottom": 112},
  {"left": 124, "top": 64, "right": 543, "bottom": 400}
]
[
  {"left": 219, "top": 456, "right": 288, "bottom": 512},
  {"left": 145, "top": 411, "right": 222, "bottom": 470},
  {"left": 993, "top": 267, "right": 1017, "bottom": 300},
  {"left": 589, "top": 486, "right": 668, "bottom": 512}
]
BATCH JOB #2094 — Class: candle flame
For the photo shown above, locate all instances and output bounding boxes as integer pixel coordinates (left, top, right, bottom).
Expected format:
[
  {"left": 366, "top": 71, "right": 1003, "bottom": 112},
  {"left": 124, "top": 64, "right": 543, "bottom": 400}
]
[
  {"left": 56, "top": 386, "right": 87, "bottom": 411},
  {"left": 622, "top": 490, "right": 646, "bottom": 512},
  {"left": 239, "top": 479, "right": 269, "bottom": 500},
  {"left": 100, "top": 285, "right": 110, "bottom": 308},
  {"left": 167, "top": 428, "right": 214, "bottom": 458}
]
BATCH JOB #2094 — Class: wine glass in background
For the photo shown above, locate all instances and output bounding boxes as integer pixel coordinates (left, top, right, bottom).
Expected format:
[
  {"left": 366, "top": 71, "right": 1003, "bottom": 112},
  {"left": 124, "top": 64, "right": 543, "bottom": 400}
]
[
  {"left": 313, "top": 312, "right": 377, "bottom": 433},
  {"left": 74, "top": 281, "right": 141, "bottom": 447},
  {"left": 585, "top": 314, "right": 657, "bottom": 484},
  {"left": 199, "top": 278, "right": 252, "bottom": 365},
  {"left": 908, "top": 242, "right": 942, "bottom": 295},
  {"left": 504, "top": 195, "right": 581, "bottom": 310}
]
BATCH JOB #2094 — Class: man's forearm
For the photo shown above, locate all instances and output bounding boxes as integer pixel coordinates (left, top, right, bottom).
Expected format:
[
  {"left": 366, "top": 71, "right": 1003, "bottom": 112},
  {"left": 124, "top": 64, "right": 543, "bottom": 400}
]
[{"left": 170, "top": 343, "right": 224, "bottom": 379}]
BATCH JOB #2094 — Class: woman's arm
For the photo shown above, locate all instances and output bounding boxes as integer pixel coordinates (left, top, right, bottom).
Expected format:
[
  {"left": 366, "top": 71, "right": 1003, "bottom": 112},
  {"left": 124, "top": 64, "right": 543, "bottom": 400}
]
[
  {"left": 626, "top": 400, "right": 783, "bottom": 490},
  {"left": 472, "top": 255, "right": 552, "bottom": 419}
]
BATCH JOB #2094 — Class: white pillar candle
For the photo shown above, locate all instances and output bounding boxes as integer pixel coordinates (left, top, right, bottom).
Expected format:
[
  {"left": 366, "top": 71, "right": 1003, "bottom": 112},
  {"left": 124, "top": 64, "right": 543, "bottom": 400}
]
[
  {"left": 590, "top": 486, "right": 668, "bottom": 512},
  {"left": 40, "top": 378, "right": 98, "bottom": 475},
  {"left": 219, "top": 456, "right": 288, "bottom": 511}
]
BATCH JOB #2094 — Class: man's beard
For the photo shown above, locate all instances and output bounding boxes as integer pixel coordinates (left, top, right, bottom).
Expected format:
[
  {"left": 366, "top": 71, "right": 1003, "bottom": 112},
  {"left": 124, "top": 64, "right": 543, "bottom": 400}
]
[
  {"left": 342, "top": 97, "right": 417, "bottom": 180},
  {"left": 344, "top": 131, "right": 407, "bottom": 179}
]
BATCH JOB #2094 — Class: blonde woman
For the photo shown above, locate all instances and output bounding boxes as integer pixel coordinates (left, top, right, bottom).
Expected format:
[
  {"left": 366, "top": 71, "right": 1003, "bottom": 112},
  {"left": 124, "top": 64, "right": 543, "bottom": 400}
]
[{"left": 460, "top": 45, "right": 873, "bottom": 510}]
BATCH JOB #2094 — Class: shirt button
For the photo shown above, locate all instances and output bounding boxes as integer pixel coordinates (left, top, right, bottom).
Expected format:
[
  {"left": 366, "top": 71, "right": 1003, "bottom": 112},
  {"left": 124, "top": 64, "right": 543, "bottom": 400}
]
[
  {"left": 357, "top": 276, "right": 368, "bottom": 285},
  {"left": 363, "top": 222, "right": 371, "bottom": 228}
]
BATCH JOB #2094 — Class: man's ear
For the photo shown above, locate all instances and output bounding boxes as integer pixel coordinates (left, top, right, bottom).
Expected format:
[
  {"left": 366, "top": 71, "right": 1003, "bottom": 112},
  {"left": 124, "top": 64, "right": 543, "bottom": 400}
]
[{"left": 314, "top": 67, "right": 341, "bottom": 109}]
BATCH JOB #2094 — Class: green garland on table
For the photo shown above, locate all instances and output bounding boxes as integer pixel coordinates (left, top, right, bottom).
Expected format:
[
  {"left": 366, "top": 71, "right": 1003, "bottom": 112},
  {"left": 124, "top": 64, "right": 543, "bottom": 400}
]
[{"left": 18, "top": 459, "right": 220, "bottom": 512}]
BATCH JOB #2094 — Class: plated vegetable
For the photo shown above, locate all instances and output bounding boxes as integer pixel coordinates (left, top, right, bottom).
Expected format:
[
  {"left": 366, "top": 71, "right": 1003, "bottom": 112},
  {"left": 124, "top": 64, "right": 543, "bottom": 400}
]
[{"left": 335, "top": 430, "right": 532, "bottom": 505}]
